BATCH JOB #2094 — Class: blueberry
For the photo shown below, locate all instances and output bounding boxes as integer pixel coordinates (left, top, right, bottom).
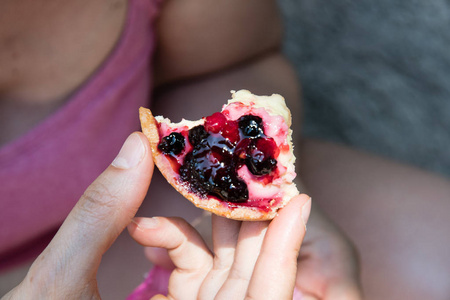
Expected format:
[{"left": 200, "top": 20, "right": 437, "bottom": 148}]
[
  {"left": 188, "top": 125, "right": 209, "bottom": 146},
  {"left": 180, "top": 130, "right": 248, "bottom": 202},
  {"left": 238, "top": 115, "right": 264, "bottom": 138},
  {"left": 246, "top": 157, "right": 277, "bottom": 175},
  {"left": 158, "top": 132, "right": 185, "bottom": 155},
  {"left": 220, "top": 177, "right": 248, "bottom": 202},
  {"left": 180, "top": 152, "right": 213, "bottom": 196},
  {"left": 211, "top": 172, "right": 247, "bottom": 202},
  {"left": 244, "top": 138, "right": 278, "bottom": 175}
]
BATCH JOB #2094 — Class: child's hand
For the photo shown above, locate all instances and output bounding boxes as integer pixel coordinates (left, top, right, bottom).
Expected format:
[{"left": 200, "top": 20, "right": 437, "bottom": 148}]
[{"left": 128, "top": 194, "right": 311, "bottom": 300}]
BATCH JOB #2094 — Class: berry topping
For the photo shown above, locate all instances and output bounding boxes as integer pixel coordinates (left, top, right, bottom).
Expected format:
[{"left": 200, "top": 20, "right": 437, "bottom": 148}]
[
  {"left": 237, "top": 138, "right": 278, "bottom": 176},
  {"left": 179, "top": 152, "right": 213, "bottom": 197},
  {"left": 238, "top": 115, "right": 264, "bottom": 138},
  {"left": 205, "top": 112, "right": 227, "bottom": 133},
  {"left": 140, "top": 90, "right": 298, "bottom": 221},
  {"left": 158, "top": 132, "right": 185, "bottom": 155},
  {"left": 247, "top": 154, "right": 277, "bottom": 176},
  {"left": 221, "top": 120, "right": 240, "bottom": 144},
  {"left": 160, "top": 113, "right": 278, "bottom": 203},
  {"left": 188, "top": 125, "right": 209, "bottom": 146},
  {"left": 212, "top": 170, "right": 248, "bottom": 202},
  {"left": 180, "top": 133, "right": 248, "bottom": 202}
]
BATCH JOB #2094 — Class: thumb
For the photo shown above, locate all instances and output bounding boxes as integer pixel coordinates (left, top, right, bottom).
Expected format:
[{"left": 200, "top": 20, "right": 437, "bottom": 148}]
[{"left": 27, "top": 132, "right": 154, "bottom": 292}]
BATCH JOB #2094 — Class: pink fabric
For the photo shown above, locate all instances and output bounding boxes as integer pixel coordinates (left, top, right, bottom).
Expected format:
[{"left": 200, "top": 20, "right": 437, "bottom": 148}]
[
  {"left": 127, "top": 266, "right": 304, "bottom": 300},
  {"left": 0, "top": 0, "right": 161, "bottom": 271},
  {"left": 127, "top": 266, "right": 171, "bottom": 300}
]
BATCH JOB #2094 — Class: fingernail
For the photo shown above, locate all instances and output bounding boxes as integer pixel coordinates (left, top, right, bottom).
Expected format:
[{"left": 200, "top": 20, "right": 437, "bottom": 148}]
[
  {"left": 130, "top": 218, "right": 144, "bottom": 232},
  {"left": 138, "top": 217, "right": 159, "bottom": 229},
  {"left": 112, "top": 133, "right": 145, "bottom": 169},
  {"left": 301, "top": 197, "right": 312, "bottom": 231}
]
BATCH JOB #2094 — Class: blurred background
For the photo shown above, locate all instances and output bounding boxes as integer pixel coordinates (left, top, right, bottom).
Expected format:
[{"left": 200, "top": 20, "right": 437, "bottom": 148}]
[{"left": 279, "top": 0, "right": 450, "bottom": 177}]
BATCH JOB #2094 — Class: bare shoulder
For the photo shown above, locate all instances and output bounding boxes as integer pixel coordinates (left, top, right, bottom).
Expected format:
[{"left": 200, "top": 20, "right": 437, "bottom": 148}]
[
  {"left": 0, "top": 0, "right": 127, "bottom": 103},
  {"left": 155, "top": 0, "right": 283, "bottom": 85}
]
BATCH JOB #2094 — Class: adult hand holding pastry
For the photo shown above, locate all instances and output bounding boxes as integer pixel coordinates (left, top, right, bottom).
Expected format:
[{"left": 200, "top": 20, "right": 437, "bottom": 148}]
[{"left": 3, "top": 132, "right": 153, "bottom": 299}]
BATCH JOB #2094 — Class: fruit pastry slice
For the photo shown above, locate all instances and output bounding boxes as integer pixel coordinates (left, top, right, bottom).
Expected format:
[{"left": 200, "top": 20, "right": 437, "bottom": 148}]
[{"left": 139, "top": 90, "right": 299, "bottom": 220}]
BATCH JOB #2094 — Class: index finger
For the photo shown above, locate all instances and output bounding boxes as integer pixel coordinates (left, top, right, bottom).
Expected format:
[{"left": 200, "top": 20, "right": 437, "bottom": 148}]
[{"left": 246, "top": 194, "right": 312, "bottom": 300}]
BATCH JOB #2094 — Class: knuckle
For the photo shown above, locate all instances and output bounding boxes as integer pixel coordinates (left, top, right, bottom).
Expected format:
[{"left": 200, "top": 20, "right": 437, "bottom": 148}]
[
  {"left": 213, "top": 252, "right": 234, "bottom": 272},
  {"left": 76, "top": 182, "right": 119, "bottom": 225},
  {"left": 228, "top": 268, "right": 251, "bottom": 285}
]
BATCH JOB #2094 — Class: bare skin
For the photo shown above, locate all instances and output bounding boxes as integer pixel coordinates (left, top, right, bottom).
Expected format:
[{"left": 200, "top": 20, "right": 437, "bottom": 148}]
[
  {"left": 1, "top": 0, "right": 449, "bottom": 299},
  {"left": 300, "top": 139, "right": 450, "bottom": 300}
]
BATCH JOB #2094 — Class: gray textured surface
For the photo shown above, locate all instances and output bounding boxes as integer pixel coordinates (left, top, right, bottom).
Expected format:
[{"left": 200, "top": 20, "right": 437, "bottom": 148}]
[{"left": 279, "top": 0, "right": 450, "bottom": 177}]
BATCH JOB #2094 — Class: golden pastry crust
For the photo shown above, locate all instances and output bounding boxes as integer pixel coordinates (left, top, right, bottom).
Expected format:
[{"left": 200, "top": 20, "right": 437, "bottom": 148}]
[{"left": 139, "top": 90, "right": 299, "bottom": 220}]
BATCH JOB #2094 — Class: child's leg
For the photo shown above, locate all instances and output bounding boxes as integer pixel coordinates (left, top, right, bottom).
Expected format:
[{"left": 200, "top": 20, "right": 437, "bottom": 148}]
[{"left": 300, "top": 138, "right": 450, "bottom": 300}]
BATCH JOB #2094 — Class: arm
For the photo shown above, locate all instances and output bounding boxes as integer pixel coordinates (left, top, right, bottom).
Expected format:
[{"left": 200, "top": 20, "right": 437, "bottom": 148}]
[{"left": 154, "top": 0, "right": 282, "bottom": 85}]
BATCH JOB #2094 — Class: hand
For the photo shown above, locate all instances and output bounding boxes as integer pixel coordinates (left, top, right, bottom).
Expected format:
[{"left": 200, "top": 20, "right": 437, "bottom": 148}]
[
  {"left": 141, "top": 199, "right": 363, "bottom": 300},
  {"left": 3, "top": 132, "right": 154, "bottom": 300},
  {"left": 128, "top": 194, "right": 312, "bottom": 300},
  {"left": 295, "top": 205, "right": 363, "bottom": 300}
]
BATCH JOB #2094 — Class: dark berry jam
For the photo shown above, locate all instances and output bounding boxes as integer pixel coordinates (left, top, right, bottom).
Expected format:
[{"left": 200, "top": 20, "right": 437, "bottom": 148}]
[
  {"left": 159, "top": 112, "right": 279, "bottom": 203},
  {"left": 239, "top": 138, "right": 278, "bottom": 176},
  {"left": 158, "top": 132, "right": 185, "bottom": 155},
  {"left": 238, "top": 115, "right": 264, "bottom": 138},
  {"left": 180, "top": 131, "right": 248, "bottom": 202},
  {"left": 188, "top": 125, "right": 209, "bottom": 146}
]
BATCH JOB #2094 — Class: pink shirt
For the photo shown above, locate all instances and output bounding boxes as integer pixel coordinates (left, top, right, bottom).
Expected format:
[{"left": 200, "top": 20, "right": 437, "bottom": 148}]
[{"left": 0, "top": 0, "right": 161, "bottom": 271}]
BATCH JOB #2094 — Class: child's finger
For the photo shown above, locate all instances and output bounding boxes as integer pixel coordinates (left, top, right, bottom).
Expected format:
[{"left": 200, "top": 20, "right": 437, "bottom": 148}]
[
  {"left": 246, "top": 194, "right": 312, "bottom": 300},
  {"left": 198, "top": 215, "right": 241, "bottom": 298},
  {"left": 128, "top": 216, "right": 213, "bottom": 300},
  {"left": 145, "top": 246, "right": 176, "bottom": 270},
  {"left": 215, "top": 220, "right": 270, "bottom": 300}
]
